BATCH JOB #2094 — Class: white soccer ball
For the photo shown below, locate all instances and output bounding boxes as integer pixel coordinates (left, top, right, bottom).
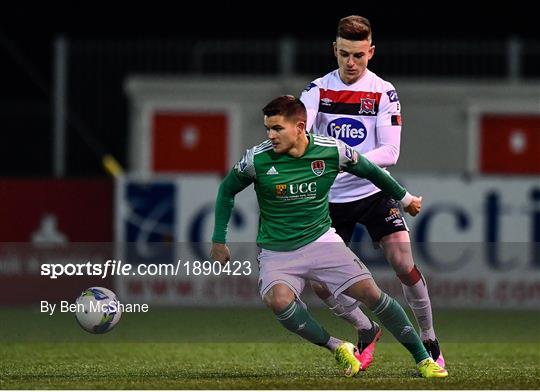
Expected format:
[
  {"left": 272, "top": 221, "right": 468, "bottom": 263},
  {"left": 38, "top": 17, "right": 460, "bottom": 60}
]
[{"left": 75, "top": 287, "right": 122, "bottom": 334}]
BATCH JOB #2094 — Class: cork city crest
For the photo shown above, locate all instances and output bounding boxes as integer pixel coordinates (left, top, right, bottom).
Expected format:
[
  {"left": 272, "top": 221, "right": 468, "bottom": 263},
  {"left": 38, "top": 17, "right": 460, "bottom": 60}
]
[
  {"left": 276, "top": 184, "right": 287, "bottom": 196},
  {"left": 311, "top": 160, "right": 325, "bottom": 176}
]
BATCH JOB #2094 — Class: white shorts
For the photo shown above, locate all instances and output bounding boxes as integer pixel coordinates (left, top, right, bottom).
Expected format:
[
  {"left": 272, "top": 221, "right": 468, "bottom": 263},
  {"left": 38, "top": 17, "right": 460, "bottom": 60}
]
[{"left": 257, "top": 227, "right": 372, "bottom": 299}]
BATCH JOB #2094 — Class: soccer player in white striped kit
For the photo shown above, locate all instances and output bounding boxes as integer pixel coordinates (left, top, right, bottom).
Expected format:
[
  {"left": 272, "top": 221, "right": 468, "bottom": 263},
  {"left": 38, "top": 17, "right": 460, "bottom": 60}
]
[{"left": 300, "top": 15, "right": 445, "bottom": 370}]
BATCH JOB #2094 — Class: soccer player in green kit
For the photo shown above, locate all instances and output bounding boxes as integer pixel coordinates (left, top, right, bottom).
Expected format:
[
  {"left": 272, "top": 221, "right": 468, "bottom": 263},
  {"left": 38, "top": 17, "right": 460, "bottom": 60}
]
[{"left": 211, "top": 95, "right": 447, "bottom": 378}]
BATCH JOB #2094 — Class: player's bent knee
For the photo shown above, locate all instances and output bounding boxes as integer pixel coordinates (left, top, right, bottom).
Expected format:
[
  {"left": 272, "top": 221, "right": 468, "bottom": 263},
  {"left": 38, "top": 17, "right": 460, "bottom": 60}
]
[
  {"left": 265, "top": 294, "right": 295, "bottom": 313},
  {"left": 391, "top": 257, "right": 414, "bottom": 275},
  {"left": 263, "top": 284, "right": 296, "bottom": 312}
]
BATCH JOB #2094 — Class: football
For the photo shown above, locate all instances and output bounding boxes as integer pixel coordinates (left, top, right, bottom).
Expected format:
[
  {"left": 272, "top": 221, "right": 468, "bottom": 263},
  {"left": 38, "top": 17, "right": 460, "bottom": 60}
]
[{"left": 74, "top": 287, "right": 122, "bottom": 334}]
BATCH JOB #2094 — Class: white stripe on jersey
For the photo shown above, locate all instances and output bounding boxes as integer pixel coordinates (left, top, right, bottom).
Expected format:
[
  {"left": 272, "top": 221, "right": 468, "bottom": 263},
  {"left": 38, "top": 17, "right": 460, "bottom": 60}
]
[
  {"left": 313, "top": 135, "right": 337, "bottom": 144},
  {"left": 314, "top": 141, "right": 337, "bottom": 147},
  {"left": 254, "top": 139, "right": 271, "bottom": 150},
  {"left": 254, "top": 146, "right": 273, "bottom": 155},
  {"left": 254, "top": 140, "right": 273, "bottom": 155},
  {"left": 313, "top": 136, "right": 337, "bottom": 148}
]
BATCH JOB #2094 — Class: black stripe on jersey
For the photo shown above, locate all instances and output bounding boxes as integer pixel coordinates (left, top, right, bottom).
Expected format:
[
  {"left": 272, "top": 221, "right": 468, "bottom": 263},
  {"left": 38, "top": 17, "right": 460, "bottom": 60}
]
[{"left": 319, "top": 102, "right": 378, "bottom": 116}]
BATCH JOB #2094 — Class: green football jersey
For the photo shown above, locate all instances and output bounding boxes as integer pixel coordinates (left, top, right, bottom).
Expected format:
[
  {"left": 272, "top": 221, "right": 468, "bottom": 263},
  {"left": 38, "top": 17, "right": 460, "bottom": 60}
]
[
  {"left": 233, "top": 135, "right": 361, "bottom": 250},
  {"left": 213, "top": 134, "right": 407, "bottom": 252}
]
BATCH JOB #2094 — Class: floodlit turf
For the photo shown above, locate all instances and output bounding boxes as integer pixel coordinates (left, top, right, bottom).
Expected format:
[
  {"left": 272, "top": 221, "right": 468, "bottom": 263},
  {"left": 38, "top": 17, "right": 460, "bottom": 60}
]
[{"left": 0, "top": 308, "right": 538, "bottom": 389}]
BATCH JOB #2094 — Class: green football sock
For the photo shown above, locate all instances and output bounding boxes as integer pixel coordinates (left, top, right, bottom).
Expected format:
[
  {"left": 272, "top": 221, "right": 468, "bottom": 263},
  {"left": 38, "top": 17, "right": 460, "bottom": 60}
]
[
  {"left": 275, "top": 300, "right": 330, "bottom": 346},
  {"left": 371, "top": 292, "right": 429, "bottom": 363}
]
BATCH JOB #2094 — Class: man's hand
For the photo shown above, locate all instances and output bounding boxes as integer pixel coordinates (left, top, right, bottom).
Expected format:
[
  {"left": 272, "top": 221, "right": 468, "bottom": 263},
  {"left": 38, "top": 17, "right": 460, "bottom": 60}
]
[
  {"left": 210, "top": 242, "right": 231, "bottom": 265},
  {"left": 404, "top": 196, "right": 422, "bottom": 216}
]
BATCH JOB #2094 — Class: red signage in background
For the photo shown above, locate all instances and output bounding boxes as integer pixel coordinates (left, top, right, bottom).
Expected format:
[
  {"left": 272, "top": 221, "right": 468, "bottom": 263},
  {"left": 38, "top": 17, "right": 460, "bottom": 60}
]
[
  {"left": 0, "top": 179, "right": 113, "bottom": 242},
  {"left": 152, "top": 112, "right": 228, "bottom": 173},
  {"left": 480, "top": 115, "right": 540, "bottom": 174},
  {"left": 0, "top": 179, "right": 113, "bottom": 304}
]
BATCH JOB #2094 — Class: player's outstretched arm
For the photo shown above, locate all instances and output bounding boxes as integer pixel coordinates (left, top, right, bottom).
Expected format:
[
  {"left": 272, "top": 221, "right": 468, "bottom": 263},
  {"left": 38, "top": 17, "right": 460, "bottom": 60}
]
[
  {"left": 339, "top": 143, "right": 422, "bottom": 216},
  {"left": 212, "top": 170, "right": 252, "bottom": 247},
  {"left": 362, "top": 125, "right": 401, "bottom": 168}
]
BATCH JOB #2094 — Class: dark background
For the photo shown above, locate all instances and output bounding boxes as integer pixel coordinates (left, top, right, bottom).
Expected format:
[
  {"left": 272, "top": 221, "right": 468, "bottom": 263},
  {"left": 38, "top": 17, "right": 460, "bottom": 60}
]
[
  {"left": 3, "top": 5, "right": 537, "bottom": 40},
  {"left": 0, "top": 5, "right": 536, "bottom": 177}
]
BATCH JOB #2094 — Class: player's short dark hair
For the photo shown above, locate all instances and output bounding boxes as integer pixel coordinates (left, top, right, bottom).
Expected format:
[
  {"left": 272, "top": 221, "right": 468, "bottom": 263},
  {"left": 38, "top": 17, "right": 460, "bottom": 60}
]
[
  {"left": 337, "top": 15, "right": 372, "bottom": 41},
  {"left": 262, "top": 95, "right": 307, "bottom": 123}
]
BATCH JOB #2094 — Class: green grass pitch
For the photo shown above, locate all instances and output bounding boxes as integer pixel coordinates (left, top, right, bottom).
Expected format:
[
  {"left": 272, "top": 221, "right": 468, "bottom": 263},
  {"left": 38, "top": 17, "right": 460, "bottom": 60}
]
[{"left": 0, "top": 308, "right": 538, "bottom": 389}]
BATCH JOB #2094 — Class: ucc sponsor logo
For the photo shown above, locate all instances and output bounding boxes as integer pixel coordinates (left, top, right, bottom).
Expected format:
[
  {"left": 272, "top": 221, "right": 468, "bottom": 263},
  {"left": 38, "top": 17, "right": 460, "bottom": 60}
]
[{"left": 275, "top": 182, "right": 317, "bottom": 198}]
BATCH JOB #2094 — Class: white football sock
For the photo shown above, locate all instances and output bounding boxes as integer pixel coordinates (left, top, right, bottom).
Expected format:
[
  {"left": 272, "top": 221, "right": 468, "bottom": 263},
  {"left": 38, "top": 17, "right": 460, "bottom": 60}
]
[
  {"left": 402, "top": 279, "right": 436, "bottom": 341},
  {"left": 325, "top": 336, "right": 344, "bottom": 352}
]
